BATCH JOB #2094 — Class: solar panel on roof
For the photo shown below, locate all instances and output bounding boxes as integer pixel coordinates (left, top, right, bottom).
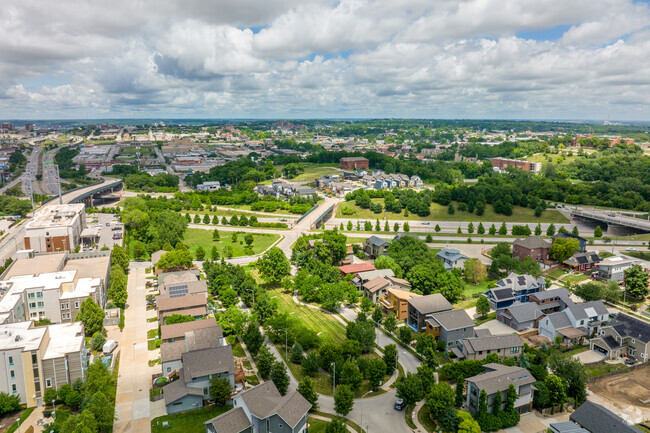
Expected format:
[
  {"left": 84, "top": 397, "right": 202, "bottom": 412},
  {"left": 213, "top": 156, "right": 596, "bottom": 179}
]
[
  {"left": 576, "top": 256, "right": 588, "bottom": 264},
  {"left": 168, "top": 284, "right": 189, "bottom": 298}
]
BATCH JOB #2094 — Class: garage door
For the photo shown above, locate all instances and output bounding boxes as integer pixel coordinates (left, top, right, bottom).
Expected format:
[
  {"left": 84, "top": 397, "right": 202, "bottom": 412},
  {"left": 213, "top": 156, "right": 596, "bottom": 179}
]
[{"left": 593, "top": 344, "right": 608, "bottom": 355}]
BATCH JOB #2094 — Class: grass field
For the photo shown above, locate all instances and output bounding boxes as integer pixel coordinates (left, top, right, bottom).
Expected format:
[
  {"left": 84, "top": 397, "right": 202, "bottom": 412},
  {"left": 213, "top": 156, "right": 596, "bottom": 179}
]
[
  {"left": 585, "top": 362, "right": 628, "bottom": 378},
  {"left": 291, "top": 164, "right": 341, "bottom": 182},
  {"left": 308, "top": 418, "right": 329, "bottom": 433},
  {"left": 184, "top": 228, "right": 280, "bottom": 258},
  {"left": 151, "top": 405, "right": 230, "bottom": 433},
  {"left": 226, "top": 335, "right": 246, "bottom": 357},
  {"left": 119, "top": 145, "right": 156, "bottom": 155},
  {"left": 454, "top": 279, "right": 494, "bottom": 309},
  {"left": 548, "top": 268, "right": 568, "bottom": 279},
  {"left": 337, "top": 199, "right": 568, "bottom": 224},
  {"left": 562, "top": 274, "right": 590, "bottom": 284}
]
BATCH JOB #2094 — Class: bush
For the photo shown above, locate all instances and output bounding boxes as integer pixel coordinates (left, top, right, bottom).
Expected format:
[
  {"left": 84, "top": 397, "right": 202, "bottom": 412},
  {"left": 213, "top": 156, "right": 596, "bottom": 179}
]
[
  {"left": 92, "top": 333, "right": 106, "bottom": 351},
  {"left": 0, "top": 392, "right": 21, "bottom": 415}
]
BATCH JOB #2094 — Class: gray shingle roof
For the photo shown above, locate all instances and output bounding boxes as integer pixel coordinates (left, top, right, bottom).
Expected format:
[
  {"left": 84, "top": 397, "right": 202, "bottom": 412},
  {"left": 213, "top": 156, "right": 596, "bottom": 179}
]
[
  {"left": 366, "top": 235, "right": 389, "bottom": 247},
  {"left": 503, "top": 302, "right": 544, "bottom": 323},
  {"left": 570, "top": 401, "right": 644, "bottom": 433},
  {"left": 407, "top": 293, "right": 453, "bottom": 315},
  {"left": 466, "top": 364, "right": 535, "bottom": 396},
  {"left": 437, "top": 248, "right": 468, "bottom": 263},
  {"left": 546, "top": 311, "right": 573, "bottom": 329},
  {"left": 205, "top": 407, "right": 251, "bottom": 433},
  {"left": 429, "top": 309, "right": 475, "bottom": 331},
  {"left": 162, "top": 370, "right": 203, "bottom": 405},
  {"left": 182, "top": 345, "right": 234, "bottom": 380},
  {"left": 567, "top": 301, "right": 608, "bottom": 321},
  {"left": 160, "top": 326, "right": 224, "bottom": 363},
  {"left": 237, "top": 382, "right": 311, "bottom": 428},
  {"left": 514, "top": 236, "right": 551, "bottom": 250},
  {"left": 463, "top": 334, "right": 523, "bottom": 354},
  {"left": 532, "top": 287, "right": 574, "bottom": 307},
  {"left": 496, "top": 272, "right": 545, "bottom": 292},
  {"left": 607, "top": 313, "right": 650, "bottom": 343}
]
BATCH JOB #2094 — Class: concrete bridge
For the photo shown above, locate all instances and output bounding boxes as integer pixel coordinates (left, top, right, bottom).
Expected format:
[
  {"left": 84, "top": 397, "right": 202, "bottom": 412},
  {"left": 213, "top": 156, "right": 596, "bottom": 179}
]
[
  {"left": 45, "top": 178, "right": 124, "bottom": 207},
  {"left": 570, "top": 208, "right": 650, "bottom": 235}
]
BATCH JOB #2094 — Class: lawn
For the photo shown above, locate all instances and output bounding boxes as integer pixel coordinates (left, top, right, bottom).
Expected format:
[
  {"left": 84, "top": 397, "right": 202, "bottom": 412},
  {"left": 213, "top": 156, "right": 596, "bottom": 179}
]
[
  {"left": 562, "top": 274, "right": 590, "bottom": 284},
  {"left": 226, "top": 335, "right": 246, "bottom": 357},
  {"left": 147, "top": 329, "right": 158, "bottom": 339},
  {"left": 548, "top": 268, "right": 568, "bottom": 279},
  {"left": 585, "top": 362, "right": 628, "bottom": 378},
  {"left": 308, "top": 418, "right": 329, "bottom": 433},
  {"left": 119, "top": 146, "right": 156, "bottom": 156},
  {"left": 184, "top": 228, "right": 280, "bottom": 258},
  {"left": 417, "top": 404, "right": 438, "bottom": 433},
  {"left": 5, "top": 408, "right": 35, "bottom": 433},
  {"left": 336, "top": 199, "right": 568, "bottom": 224},
  {"left": 151, "top": 405, "right": 230, "bottom": 433},
  {"left": 290, "top": 164, "right": 341, "bottom": 182},
  {"left": 455, "top": 279, "right": 494, "bottom": 309},
  {"left": 474, "top": 312, "right": 497, "bottom": 326}
]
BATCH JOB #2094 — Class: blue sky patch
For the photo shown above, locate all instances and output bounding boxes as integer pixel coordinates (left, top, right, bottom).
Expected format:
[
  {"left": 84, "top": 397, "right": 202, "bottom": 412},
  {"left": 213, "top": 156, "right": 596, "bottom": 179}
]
[{"left": 516, "top": 24, "right": 572, "bottom": 41}]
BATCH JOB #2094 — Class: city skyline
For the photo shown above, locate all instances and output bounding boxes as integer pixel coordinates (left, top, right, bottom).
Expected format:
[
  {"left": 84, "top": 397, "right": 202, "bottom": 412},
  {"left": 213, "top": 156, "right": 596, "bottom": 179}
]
[{"left": 1, "top": 0, "right": 650, "bottom": 120}]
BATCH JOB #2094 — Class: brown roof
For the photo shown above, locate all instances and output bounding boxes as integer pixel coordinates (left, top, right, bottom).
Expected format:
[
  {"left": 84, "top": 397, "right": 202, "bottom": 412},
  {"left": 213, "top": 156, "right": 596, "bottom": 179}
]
[
  {"left": 386, "top": 276, "right": 411, "bottom": 287},
  {"left": 151, "top": 250, "right": 166, "bottom": 266},
  {"left": 159, "top": 279, "right": 207, "bottom": 299},
  {"left": 363, "top": 276, "right": 391, "bottom": 293},
  {"left": 557, "top": 327, "right": 587, "bottom": 339},
  {"left": 161, "top": 306, "right": 206, "bottom": 319},
  {"left": 161, "top": 271, "right": 199, "bottom": 286},
  {"left": 338, "top": 263, "right": 376, "bottom": 274},
  {"left": 386, "top": 288, "right": 420, "bottom": 301},
  {"left": 157, "top": 293, "right": 207, "bottom": 312},
  {"left": 160, "top": 317, "right": 220, "bottom": 341},
  {"left": 407, "top": 293, "right": 453, "bottom": 314}
]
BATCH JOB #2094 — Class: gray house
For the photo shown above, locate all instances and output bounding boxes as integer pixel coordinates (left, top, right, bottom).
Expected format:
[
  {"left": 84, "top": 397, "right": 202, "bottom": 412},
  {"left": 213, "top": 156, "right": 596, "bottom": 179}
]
[
  {"left": 590, "top": 313, "right": 650, "bottom": 362},
  {"left": 161, "top": 325, "right": 224, "bottom": 375},
  {"left": 164, "top": 345, "right": 235, "bottom": 414},
  {"left": 457, "top": 332, "right": 524, "bottom": 361},
  {"left": 364, "top": 236, "right": 390, "bottom": 259},
  {"left": 465, "top": 363, "right": 535, "bottom": 415},
  {"left": 496, "top": 302, "right": 544, "bottom": 331},
  {"left": 205, "top": 381, "right": 311, "bottom": 433},
  {"left": 568, "top": 400, "right": 644, "bottom": 433},
  {"left": 538, "top": 301, "right": 609, "bottom": 346},
  {"left": 436, "top": 248, "right": 468, "bottom": 270},
  {"left": 407, "top": 294, "right": 453, "bottom": 332},
  {"left": 425, "top": 309, "right": 475, "bottom": 348}
]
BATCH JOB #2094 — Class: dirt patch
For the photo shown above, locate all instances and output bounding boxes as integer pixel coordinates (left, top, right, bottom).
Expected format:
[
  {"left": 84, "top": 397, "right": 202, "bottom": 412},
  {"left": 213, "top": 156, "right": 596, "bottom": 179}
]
[
  {"left": 520, "top": 332, "right": 551, "bottom": 348},
  {"left": 588, "top": 364, "right": 650, "bottom": 409}
]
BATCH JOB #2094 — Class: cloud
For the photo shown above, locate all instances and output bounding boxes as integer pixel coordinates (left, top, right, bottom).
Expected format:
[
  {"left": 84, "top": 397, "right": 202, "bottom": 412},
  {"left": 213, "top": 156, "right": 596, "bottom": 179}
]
[{"left": 0, "top": 0, "right": 649, "bottom": 119}]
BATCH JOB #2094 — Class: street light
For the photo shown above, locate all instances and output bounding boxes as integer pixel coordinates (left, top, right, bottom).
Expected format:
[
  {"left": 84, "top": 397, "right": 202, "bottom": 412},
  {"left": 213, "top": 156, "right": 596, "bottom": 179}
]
[
  {"left": 360, "top": 390, "right": 374, "bottom": 433},
  {"left": 331, "top": 362, "right": 336, "bottom": 396},
  {"left": 278, "top": 329, "right": 288, "bottom": 362}
]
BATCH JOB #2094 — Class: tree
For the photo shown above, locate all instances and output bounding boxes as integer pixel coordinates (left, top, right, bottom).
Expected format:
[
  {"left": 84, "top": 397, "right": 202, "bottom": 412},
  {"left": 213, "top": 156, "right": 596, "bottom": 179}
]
[
  {"left": 476, "top": 295, "right": 490, "bottom": 318},
  {"left": 302, "top": 352, "right": 321, "bottom": 376},
  {"left": 221, "top": 216, "right": 228, "bottom": 225},
  {"left": 334, "top": 384, "right": 354, "bottom": 416},
  {"left": 546, "top": 223, "right": 556, "bottom": 236},
  {"left": 325, "top": 417, "right": 347, "bottom": 433},
  {"left": 367, "top": 358, "right": 387, "bottom": 388},
  {"left": 498, "top": 222, "right": 507, "bottom": 235},
  {"left": 111, "top": 245, "right": 129, "bottom": 273},
  {"left": 244, "top": 233, "right": 254, "bottom": 247},
  {"left": 76, "top": 298, "right": 104, "bottom": 336},
  {"left": 203, "top": 214, "right": 211, "bottom": 224},
  {"left": 464, "top": 258, "right": 487, "bottom": 284},
  {"left": 340, "top": 360, "right": 363, "bottom": 390},
  {"left": 477, "top": 222, "right": 485, "bottom": 235},
  {"left": 298, "top": 377, "right": 318, "bottom": 411},
  {"left": 448, "top": 203, "right": 455, "bottom": 214},
  {"left": 256, "top": 345, "right": 274, "bottom": 379},
  {"left": 468, "top": 222, "right": 474, "bottom": 234},
  {"left": 193, "top": 214, "right": 201, "bottom": 223},
  {"left": 374, "top": 255, "right": 403, "bottom": 278},
  {"left": 165, "top": 314, "right": 195, "bottom": 325},
  {"left": 427, "top": 382, "right": 455, "bottom": 418},
  {"left": 195, "top": 246, "right": 206, "bottom": 260},
  {"left": 549, "top": 238, "right": 579, "bottom": 262},
  {"left": 399, "top": 326, "right": 413, "bottom": 345},
  {"left": 393, "top": 222, "right": 399, "bottom": 232},
  {"left": 455, "top": 380, "right": 464, "bottom": 407},
  {"left": 404, "top": 222, "right": 410, "bottom": 232},
  {"left": 549, "top": 355, "right": 586, "bottom": 404},
  {"left": 574, "top": 281, "right": 607, "bottom": 301},
  {"left": 457, "top": 227, "right": 462, "bottom": 234},
  {"left": 384, "top": 313, "right": 397, "bottom": 334},
  {"left": 0, "top": 392, "right": 21, "bottom": 415},
  {"left": 384, "top": 221, "right": 390, "bottom": 232},
  {"left": 383, "top": 344, "right": 398, "bottom": 376},
  {"left": 270, "top": 361, "right": 290, "bottom": 395},
  {"left": 213, "top": 229, "right": 220, "bottom": 240},
  {"left": 92, "top": 332, "right": 106, "bottom": 352},
  {"left": 488, "top": 224, "right": 496, "bottom": 235},
  {"left": 364, "top": 221, "right": 372, "bottom": 231},
  {"left": 396, "top": 372, "right": 424, "bottom": 405},
  {"left": 258, "top": 247, "right": 290, "bottom": 284},
  {"left": 156, "top": 249, "right": 193, "bottom": 271},
  {"left": 435, "top": 224, "right": 441, "bottom": 232},
  {"left": 535, "top": 223, "right": 542, "bottom": 236},
  {"left": 347, "top": 220, "right": 353, "bottom": 230},
  {"left": 545, "top": 375, "right": 566, "bottom": 407},
  {"left": 624, "top": 264, "right": 649, "bottom": 299},
  {"left": 594, "top": 225, "right": 603, "bottom": 237},
  {"left": 243, "top": 323, "right": 264, "bottom": 354},
  {"left": 457, "top": 411, "right": 481, "bottom": 433},
  {"left": 290, "top": 343, "right": 304, "bottom": 364},
  {"left": 211, "top": 245, "right": 219, "bottom": 261},
  {"left": 209, "top": 376, "right": 232, "bottom": 406},
  {"left": 360, "top": 297, "right": 373, "bottom": 313},
  {"left": 371, "top": 306, "right": 383, "bottom": 324},
  {"left": 572, "top": 226, "right": 579, "bottom": 236},
  {"left": 439, "top": 408, "right": 460, "bottom": 432}
]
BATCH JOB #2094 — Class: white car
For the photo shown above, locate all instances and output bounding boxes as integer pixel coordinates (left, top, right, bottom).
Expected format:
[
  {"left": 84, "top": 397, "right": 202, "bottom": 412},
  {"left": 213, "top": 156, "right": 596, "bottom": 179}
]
[{"left": 626, "top": 247, "right": 637, "bottom": 252}]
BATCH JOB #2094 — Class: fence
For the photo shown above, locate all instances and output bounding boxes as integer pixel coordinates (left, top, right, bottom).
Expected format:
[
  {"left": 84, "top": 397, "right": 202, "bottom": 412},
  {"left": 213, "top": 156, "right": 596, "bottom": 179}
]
[{"left": 586, "top": 361, "right": 647, "bottom": 383}]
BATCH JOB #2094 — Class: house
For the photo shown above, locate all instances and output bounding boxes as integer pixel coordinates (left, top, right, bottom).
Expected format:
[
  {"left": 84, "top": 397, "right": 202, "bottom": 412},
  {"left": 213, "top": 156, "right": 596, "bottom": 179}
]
[
  {"left": 354, "top": 269, "right": 394, "bottom": 286},
  {"left": 457, "top": 332, "right": 524, "bottom": 361},
  {"left": 157, "top": 293, "right": 207, "bottom": 324},
  {"left": 362, "top": 276, "right": 391, "bottom": 304},
  {"left": 161, "top": 318, "right": 222, "bottom": 344},
  {"left": 496, "top": 302, "right": 545, "bottom": 331},
  {"left": 339, "top": 157, "right": 369, "bottom": 170},
  {"left": 590, "top": 313, "right": 650, "bottom": 362},
  {"left": 436, "top": 248, "right": 468, "bottom": 270},
  {"left": 563, "top": 252, "right": 601, "bottom": 272},
  {"left": 538, "top": 301, "right": 609, "bottom": 345},
  {"left": 513, "top": 236, "right": 553, "bottom": 266},
  {"left": 596, "top": 256, "right": 636, "bottom": 281},
  {"left": 411, "top": 175, "right": 423, "bottom": 188},
  {"left": 161, "top": 324, "right": 225, "bottom": 375},
  {"left": 364, "top": 236, "right": 390, "bottom": 259},
  {"left": 465, "top": 363, "right": 535, "bottom": 415},
  {"left": 205, "top": 381, "right": 311, "bottom": 433},
  {"left": 159, "top": 278, "right": 208, "bottom": 300},
  {"left": 163, "top": 345, "right": 235, "bottom": 414},
  {"left": 528, "top": 287, "right": 575, "bottom": 314},
  {"left": 407, "top": 294, "right": 453, "bottom": 331},
  {"left": 338, "top": 263, "right": 376, "bottom": 277},
  {"left": 552, "top": 232, "right": 587, "bottom": 253},
  {"left": 424, "top": 309, "right": 475, "bottom": 348},
  {"left": 482, "top": 272, "right": 545, "bottom": 310},
  {"left": 566, "top": 400, "right": 644, "bottom": 433},
  {"left": 380, "top": 288, "right": 421, "bottom": 321}
]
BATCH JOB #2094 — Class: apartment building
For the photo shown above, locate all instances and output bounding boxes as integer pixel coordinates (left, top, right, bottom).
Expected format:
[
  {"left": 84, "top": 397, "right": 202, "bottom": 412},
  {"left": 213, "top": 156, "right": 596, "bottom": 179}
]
[
  {"left": 491, "top": 158, "right": 542, "bottom": 173},
  {"left": 0, "top": 321, "right": 86, "bottom": 407},
  {"left": 24, "top": 204, "right": 86, "bottom": 252}
]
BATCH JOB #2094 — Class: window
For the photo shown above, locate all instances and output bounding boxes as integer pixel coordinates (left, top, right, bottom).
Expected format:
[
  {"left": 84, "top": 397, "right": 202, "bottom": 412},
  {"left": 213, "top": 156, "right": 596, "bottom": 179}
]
[
  {"left": 487, "top": 350, "right": 491, "bottom": 354},
  {"left": 203, "top": 388, "right": 209, "bottom": 396},
  {"left": 29, "top": 302, "right": 36, "bottom": 309},
  {"left": 28, "top": 293, "right": 35, "bottom": 299},
  {"left": 11, "top": 384, "right": 16, "bottom": 393},
  {"left": 510, "top": 346, "right": 520, "bottom": 354},
  {"left": 74, "top": 301, "right": 79, "bottom": 309},
  {"left": 172, "top": 402, "right": 183, "bottom": 406},
  {"left": 30, "top": 312, "right": 38, "bottom": 319},
  {"left": 61, "top": 303, "right": 66, "bottom": 310},
  {"left": 10, "top": 370, "right": 15, "bottom": 379},
  {"left": 8, "top": 356, "right": 13, "bottom": 366},
  {"left": 46, "top": 379, "right": 52, "bottom": 388},
  {"left": 580, "top": 320, "right": 584, "bottom": 325},
  {"left": 38, "top": 302, "right": 44, "bottom": 309},
  {"left": 632, "top": 339, "right": 635, "bottom": 344},
  {"left": 167, "top": 367, "right": 171, "bottom": 373},
  {"left": 36, "top": 292, "right": 43, "bottom": 298}
]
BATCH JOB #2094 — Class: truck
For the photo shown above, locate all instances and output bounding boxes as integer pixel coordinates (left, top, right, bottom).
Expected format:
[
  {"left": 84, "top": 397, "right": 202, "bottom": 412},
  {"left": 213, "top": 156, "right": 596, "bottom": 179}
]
[{"left": 102, "top": 339, "right": 118, "bottom": 354}]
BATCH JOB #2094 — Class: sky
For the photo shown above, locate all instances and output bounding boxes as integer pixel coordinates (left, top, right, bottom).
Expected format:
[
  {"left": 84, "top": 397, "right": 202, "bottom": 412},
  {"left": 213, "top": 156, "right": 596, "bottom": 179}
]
[{"left": 1, "top": 0, "right": 650, "bottom": 120}]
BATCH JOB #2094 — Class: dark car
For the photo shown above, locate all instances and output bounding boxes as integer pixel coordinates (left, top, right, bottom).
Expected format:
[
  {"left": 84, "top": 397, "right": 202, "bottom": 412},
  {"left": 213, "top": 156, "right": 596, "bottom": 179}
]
[{"left": 394, "top": 398, "right": 406, "bottom": 411}]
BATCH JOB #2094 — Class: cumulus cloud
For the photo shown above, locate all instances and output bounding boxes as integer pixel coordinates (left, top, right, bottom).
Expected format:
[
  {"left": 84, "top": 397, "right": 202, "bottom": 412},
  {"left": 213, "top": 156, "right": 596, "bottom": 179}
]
[{"left": 0, "top": 0, "right": 649, "bottom": 119}]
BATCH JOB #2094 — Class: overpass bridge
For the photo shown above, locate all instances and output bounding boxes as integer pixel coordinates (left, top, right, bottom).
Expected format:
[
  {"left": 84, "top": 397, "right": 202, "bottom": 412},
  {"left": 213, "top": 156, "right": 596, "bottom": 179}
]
[
  {"left": 570, "top": 208, "right": 650, "bottom": 235},
  {"left": 45, "top": 178, "right": 123, "bottom": 207}
]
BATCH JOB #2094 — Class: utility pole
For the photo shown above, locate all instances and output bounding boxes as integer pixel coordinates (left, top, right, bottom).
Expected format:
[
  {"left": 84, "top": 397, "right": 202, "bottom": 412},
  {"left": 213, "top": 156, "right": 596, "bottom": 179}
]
[{"left": 55, "top": 164, "right": 62, "bottom": 204}]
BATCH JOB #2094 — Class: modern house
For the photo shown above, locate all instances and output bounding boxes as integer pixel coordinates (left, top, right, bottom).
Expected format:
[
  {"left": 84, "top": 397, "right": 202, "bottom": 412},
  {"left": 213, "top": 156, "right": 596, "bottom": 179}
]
[
  {"left": 513, "top": 236, "right": 553, "bottom": 267},
  {"left": 552, "top": 232, "right": 587, "bottom": 253},
  {"left": 538, "top": 301, "right": 609, "bottom": 345},
  {"left": 158, "top": 278, "right": 208, "bottom": 300},
  {"left": 565, "top": 400, "right": 644, "bottom": 433},
  {"left": 465, "top": 363, "right": 535, "bottom": 415},
  {"left": 205, "top": 381, "right": 311, "bottom": 433},
  {"left": 590, "top": 313, "right": 649, "bottom": 362},
  {"left": 338, "top": 263, "right": 376, "bottom": 277},
  {"left": 163, "top": 345, "right": 235, "bottom": 414},
  {"left": 364, "top": 236, "right": 390, "bottom": 259},
  {"left": 362, "top": 275, "right": 411, "bottom": 304},
  {"left": 161, "top": 318, "right": 222, "bottom": 344},
  {"left": 161, "top": 325, "right": 225, "bottom": 375},
  {"left": 563, "top": 252, "right": 601, "bottom": 272},
  {"left": 407, "top": 294, "right": 453, "bottom": 331},
  {"left": 436, "top": 248, "right": 468, "bottom": 270},
  {"left": 354, "top": 269, "right": 395, "bottom": 287},
  {"left": 528, "top": 287, "right": 575, "bottom": 314},
  {"left": 482, "top": 272, "right": 545, "bottom": 310},
  {"left": 424, "top": 309, "right": 475, "bottom": 347},
  {"left": 380, "top": 288, "right": 421, "bottom": 321},
  {"left": 595, "top": 256, "right": 636, "bottom": 281},
  {"left": 457, "top": 332, "right": 524, "bottom": 361},
  {"left": 157, "top": 293, "right": 207, "bottom": 324},
  {"left": 496, "top": 302, "right": 545, "bottom": 331}
]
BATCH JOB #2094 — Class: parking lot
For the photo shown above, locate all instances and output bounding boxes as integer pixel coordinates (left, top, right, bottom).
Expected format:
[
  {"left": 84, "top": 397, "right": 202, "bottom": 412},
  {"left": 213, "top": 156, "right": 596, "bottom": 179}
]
[{"left": 85, "top": 213, "right": 123, "bottom": 250}]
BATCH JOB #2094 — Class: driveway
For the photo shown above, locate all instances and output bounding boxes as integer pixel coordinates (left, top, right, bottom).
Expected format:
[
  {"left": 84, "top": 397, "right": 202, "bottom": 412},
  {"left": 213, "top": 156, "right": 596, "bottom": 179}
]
[
  {"left": 475, "top": 319, "right": 517, "bottom": 335},
  {"left": 499, "top": 411, "right": 570, "bottom": 433},
  {"left": 573, "top": 350, "right": 605, "bottom": 364},
  {"left": 113, "top": 262, "right": 152, "bottom": 433}
]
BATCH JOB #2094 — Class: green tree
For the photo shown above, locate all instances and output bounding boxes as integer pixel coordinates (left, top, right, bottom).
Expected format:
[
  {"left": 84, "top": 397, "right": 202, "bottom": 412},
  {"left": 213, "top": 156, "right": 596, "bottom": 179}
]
[
  {"left": 468, "top": 222, "right": 474, "bottom": 234},
  {"left": 427, "top": 382, "right": 455, "bottom": 418},
  {"left": 334, "top": 385, "right": 354, "bottom": 416},
  {"left": 448, "top": 203, "right": 455, "bottom": 214},
  {"left": 195, "top": 246, "right": 206, "bottom": 260},
  {"left": 399, "top": 326, "right": 413, "bottom": 346},
  {"left": 371, "top": 306, "right": 383, "bottom": 324},
  {"left": 477, "top": 222, "right": 485, "bottom": 234},
  {"left": 203, "top": 214, "right": 210, "bottom": 224},
  {"left": 364, "top": 221, "right": 372, "bottom": 231},
  {"left": 546, "top": 223, "right": 556, "bottom": 236},
  {"left": 258, "top": 247, "right": 290, "bottom": 284},
  {"left": 383, "top": 312, "right": 398, "bottom": 335},
  {"left": 221, "top": 216, "right": 228, "bottom": 225},
  {"left": 383, "top": 344, "right": 398, "bottom": 376},
  {"left": 476, "top": 295, "right": 490, "bottom": 318},
  {"left": 464, "top": 258, "right": 487, "bottom": 284},
  {"left": 455, "top": 380, "right": 464, "bottom": 407},
  {"left": 76, "top": 298, "right": 104, "bottom": 336},
  {"left": 156, "top": 249, "right": 193, "bottom": 271},
  {"left": 297, "top": 377, "right": 318, "bottom": 411},
  {"left": 535, "top": 223, "right": 542, "bottom": 236},
  {"left": 549, "top": 238, "right": 579, "bottom": 262},
  {"left": 211, "top": 245, "right": 219, "bottom": 261},
  {"left": 594, "top": 226, "right": 603, "bottom": 237},
  {"left": 193, "top": 214, "right": 201, "bottom": 223},
  {"left": 347, "top": 220, "right": 353, "bottom": 230},
  {"left": 375, "top": 219, "right": 381, "bottom": 231},
  {"left": 394, "top": 222, "right": 399, "bottom": 232},
  {"left": 374, "top": 255, "right": 404, "bottom": 278},
  {"left": 367, "top": 358, "right": 387, "bottom": 388},
  {"left": 92, "top": 332, "right": 106, "bottom": 352},
  {"left": 457, "top": 227, "right": 462, "bottom": 234},
  {"left": 270, "top": 361, "right": 290, "bottom": 396},
  {"left": 244, "top": 233, "right": 254, "bottom": 246},
  {"left": 213, "top": 229, "right": 220, "bottom": 240},
  {"left": 325, "top": 417, "right": 347, "bottom": 433},
  {"left": 340, "top": 359, "right": 363, "bottom": 390},
  {"left": 209, "top": 376, "right": 232, "bottom": 406},
  {"left": 212, "top": 215, "right": 219, "bottom": 224},
  {"left": 435, "top": 224, "right": 441, "bottom": 232},
  {"left": 457, "top": 411, "right": 481, "bottom": 433},
  {"left": 165, "top": 314, "right": 195, "bottom": 325},
  {"left": 243, "top": 322, "right": 264, "bottom": 354},
  {"left": 498, "top": 222, "right": 507, "bottom": 235},
  {"left": 257, "top": 345, "right": 274, "bottom": 379},
  {"left": 488, "top": 224, "right": 496, "bottom": 235},
  {"left": 111, "top": 245, "right": 129, "bottom": 273},
  {"left": 290, "top": 343, "right": 304, "bottom": 364},
  {"left": 545, "top": 375, "right": 566, "bottom": 406},
  {"left": 360, "top": 297, "right": 373, "bottom": 313},
  {"left": 384, "top": 221, "right": 390, "bottom": 232},
  {"left": 624, "top": 264, "right": 649, "bottom": 299},
  {"left": 549, "top": 355, "right": 586, "bottom": 404},
  {"left": 404, "top": 222, "right": 410, "bottom": 232},
  {"left": 396, "top": 372, "right": 424, "bottom": 405}
]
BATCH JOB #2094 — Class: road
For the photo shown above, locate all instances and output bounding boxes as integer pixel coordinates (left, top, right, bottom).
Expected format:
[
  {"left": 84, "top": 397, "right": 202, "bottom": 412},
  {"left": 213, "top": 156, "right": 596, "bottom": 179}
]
[{"left": 153, "top": 146, "right": 190, "bottom": 192}]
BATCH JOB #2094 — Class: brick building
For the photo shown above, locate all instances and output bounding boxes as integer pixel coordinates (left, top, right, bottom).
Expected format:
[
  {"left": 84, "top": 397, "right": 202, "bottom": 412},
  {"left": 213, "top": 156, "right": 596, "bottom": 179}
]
[
  {"left": 339, "top": 157, "right": 369, "bottom": 170},
  {"left": 513, "top": 236, "right": 553, "bottom": 266},
  {"left": 491, "top": 158, "right": 541, "bottom": 173}
]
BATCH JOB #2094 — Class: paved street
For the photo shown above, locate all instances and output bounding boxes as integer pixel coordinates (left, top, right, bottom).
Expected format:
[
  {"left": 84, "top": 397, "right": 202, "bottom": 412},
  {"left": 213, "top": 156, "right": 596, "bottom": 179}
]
[{"left": 113, "top": 262, "right": 152, "bottom": 433}]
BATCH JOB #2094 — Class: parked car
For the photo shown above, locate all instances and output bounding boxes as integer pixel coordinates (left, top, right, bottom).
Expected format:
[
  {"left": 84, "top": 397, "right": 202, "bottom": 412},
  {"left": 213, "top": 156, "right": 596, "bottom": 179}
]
[
  {"left": 279, "top": 218, "right": 287, "bottom": 222},
  {"left": 111, "top": 226, "right": 121, "bottom": 231},
  {"left": 106, "top": 222, "right": 110, "bottom": 226},
  {"left": 394, "top": 398, "right": 406, "bottom": 411},
  {"left": 626, "top": 247, "right": 637, "bottom": 251},
  {"left": 103, "top": 340, "right": 118, "bottom": 354},
  {"left": 421, "top": 222, "right": 430, "bottom": 225}
]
